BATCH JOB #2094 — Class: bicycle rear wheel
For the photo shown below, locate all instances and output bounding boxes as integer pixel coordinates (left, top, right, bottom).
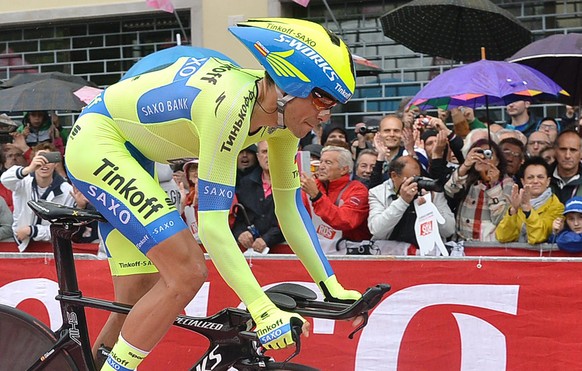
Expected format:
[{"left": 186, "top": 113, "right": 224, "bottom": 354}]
[
  {"left": 0, "top": 304, "right": 77, "bottom": 370},
  {"left": 232, "top": 360, "right": 319, "bottom": 371},
  {"left": 263, "top": 362, "right": 319, "bottom": 371}
]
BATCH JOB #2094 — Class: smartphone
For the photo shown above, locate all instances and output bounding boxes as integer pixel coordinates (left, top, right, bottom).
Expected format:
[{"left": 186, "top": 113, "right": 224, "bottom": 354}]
[{"left": 40, "top": 151, "right": 62, "bottom": 163}]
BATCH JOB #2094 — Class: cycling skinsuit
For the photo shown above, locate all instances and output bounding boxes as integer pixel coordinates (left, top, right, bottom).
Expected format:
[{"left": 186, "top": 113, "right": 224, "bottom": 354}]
[{"left": 65, "top": 56, "right": 335, "bottom": 306}]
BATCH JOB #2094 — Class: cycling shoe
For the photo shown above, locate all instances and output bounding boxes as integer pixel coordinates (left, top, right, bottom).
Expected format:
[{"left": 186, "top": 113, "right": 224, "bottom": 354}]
[{"left": 319, "top": 275, "right": 361, "bottom": 303}]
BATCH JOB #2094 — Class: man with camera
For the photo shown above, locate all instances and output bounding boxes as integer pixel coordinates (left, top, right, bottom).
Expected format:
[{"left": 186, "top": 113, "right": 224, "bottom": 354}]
[{"left": 368, "top": 156, "right": 455, "bottom": 253}]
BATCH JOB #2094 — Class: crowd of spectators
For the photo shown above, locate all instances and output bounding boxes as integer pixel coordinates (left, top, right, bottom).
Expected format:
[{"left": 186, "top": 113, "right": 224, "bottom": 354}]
[{"left": 2, "top": 103, "right": 582, "bottom": 256}]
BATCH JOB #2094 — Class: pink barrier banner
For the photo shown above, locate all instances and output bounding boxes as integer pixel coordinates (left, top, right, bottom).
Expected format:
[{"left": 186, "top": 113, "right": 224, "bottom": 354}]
[{"left": 1, "top": 257, "right": 581, "bottom": 370}]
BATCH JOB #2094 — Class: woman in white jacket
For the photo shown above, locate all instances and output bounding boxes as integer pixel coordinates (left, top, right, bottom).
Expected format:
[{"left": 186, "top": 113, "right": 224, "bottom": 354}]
[{"left": 0, "top": 144, "right": 74, "bottom": 251}]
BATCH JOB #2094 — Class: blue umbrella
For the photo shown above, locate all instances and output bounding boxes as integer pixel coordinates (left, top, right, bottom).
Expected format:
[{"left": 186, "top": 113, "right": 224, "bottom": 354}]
[{"left": 122, "top": 46, "right": 240, "bottom": 80}]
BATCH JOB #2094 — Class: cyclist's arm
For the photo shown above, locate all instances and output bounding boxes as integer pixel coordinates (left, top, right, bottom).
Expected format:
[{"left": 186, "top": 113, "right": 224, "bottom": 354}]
[
  {"left": 195, "top": 86, "right": 269, "bottom": 307},
  {"left": 267, "top": 131, "right": 335, "bottom": 282}
]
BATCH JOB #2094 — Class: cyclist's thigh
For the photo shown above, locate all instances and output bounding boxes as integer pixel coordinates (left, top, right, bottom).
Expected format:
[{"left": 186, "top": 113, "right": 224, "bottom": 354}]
[
  {"left": 100, "top": 222, "right": 158, "bottom": 276},
  {"left": 67, "top": 115, "right": 188, "bottom": 259}
]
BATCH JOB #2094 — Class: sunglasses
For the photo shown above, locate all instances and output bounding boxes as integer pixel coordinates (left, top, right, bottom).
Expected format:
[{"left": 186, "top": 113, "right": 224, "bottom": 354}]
[{"left": 311, "top": 89, "right": 337, "bottom": 111}]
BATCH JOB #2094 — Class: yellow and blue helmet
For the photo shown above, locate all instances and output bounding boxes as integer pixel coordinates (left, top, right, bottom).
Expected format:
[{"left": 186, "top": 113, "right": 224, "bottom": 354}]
[{"left": 229, "top": 18, "right": 356, "bottom": 104}]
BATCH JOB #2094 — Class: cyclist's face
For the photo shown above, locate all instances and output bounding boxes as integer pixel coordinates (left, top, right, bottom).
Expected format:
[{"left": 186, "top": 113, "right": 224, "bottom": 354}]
[{"left": 284, "top": 96, "right": 331, "bottom": 138}]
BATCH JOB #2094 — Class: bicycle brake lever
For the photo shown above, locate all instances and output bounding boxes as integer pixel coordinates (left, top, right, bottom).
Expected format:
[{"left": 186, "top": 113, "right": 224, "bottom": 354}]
[
  {"left": 283, "top": 323, "right": 302, "bottom": 364},
  {"left": 348, "top": 312, "right": 369, "bottom": 339}
]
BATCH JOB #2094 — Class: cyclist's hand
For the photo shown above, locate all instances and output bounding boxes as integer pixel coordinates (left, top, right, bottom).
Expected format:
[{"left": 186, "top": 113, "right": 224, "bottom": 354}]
[
  {"left": 247, "top": 296, "right": 309, "bottom": 350},
  {"left": 320, "top": 275, "right": 361, "bottom": 303}
]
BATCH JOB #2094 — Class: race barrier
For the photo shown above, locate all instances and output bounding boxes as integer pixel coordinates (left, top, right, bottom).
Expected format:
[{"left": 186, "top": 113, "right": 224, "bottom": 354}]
[{"left": 1, "top": 254, "right": 582, "bottom": 370}]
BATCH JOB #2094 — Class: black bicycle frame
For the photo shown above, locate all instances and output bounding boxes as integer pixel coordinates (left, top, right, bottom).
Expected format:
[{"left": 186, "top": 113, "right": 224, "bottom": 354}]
[{"left": 25, "top": 223, "right": 265, "bottom": 371}]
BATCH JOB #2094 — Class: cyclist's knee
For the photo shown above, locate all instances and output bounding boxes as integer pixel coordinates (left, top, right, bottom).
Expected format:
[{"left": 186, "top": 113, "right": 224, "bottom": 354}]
[{"left": 163, "top": 257, "right": 207, "bottom": 302}]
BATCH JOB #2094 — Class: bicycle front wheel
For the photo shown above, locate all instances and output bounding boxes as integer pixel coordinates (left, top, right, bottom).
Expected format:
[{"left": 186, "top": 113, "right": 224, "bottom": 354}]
[
  {"left": 232, "top": 360, "right": 319, "bottom": 371},
  {"left": 0, "top": 304, "right": 77, "bottom": 370}
]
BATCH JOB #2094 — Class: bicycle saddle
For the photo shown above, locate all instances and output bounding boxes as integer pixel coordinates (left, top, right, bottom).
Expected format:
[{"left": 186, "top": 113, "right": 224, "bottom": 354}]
[{"left": 28, "top": 200, "right": 107, "bottom": 224}]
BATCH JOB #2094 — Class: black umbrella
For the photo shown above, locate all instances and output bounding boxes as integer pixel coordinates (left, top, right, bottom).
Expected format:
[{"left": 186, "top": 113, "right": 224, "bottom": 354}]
[
  {"left": 508, "top": 33, "right": 582, "bottom": 106},
  {"left": 0, "top": 79, "right": 87, "bottom": 112},
  {"left": 380, "top": 0, "right": 532, "bottom": 62},
  {"left": 1, "top": 72, "right": 96, "bottom": 88}
]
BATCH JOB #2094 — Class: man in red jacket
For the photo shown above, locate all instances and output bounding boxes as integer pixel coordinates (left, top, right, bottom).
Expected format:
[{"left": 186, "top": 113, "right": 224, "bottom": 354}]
[{"left": 300, "top": 145, "right": 371, "bottom": 254}]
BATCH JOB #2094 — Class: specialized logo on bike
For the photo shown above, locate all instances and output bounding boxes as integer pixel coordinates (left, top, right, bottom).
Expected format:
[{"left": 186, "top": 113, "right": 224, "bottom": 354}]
[
  {"left": 175, "top": 317, "right": 224, "bottom": 330},
  {"left": 137, "top": 57, "right": 204, "bottom": 123},
  {"left": 91, "top": 158, "right": 163, "bottom": 222},
  {"left": 256, "top": 319, "right": 291, "bottom": 345}
]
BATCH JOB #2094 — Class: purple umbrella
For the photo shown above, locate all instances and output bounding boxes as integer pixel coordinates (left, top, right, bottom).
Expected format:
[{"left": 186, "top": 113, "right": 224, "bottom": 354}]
[
  {"left": 410, "top": 59, "right": 568, "bottom": 111},
  {"left": 508, "top": 33, "right": 582, "bottom": 106}
]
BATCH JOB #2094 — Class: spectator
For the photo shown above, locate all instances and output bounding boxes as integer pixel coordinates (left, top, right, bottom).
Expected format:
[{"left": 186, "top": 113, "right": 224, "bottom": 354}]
[
  {"left": 0, "top": 142, "right": 74, "bottom": 251},
  {"left": 352, "top": 120, "right": 378, "bottom": 157},
  {"left": 0, "top": 145, "right": 27, "bottom": 211},
  {"left": 236, "top": 144, "right": 258, "bottom": 185},
  {"left": 2, "top": 145, "right": 27, "bottom": 171},
  {"left": 353, "top": 149, "right": 377, "bottom": 188},
  {"left": 499, "top": 137, "right": 525, "bottom": 179},
  {"left": 171, "top": 162, "right": 188, "bottom": 194},
  {"left": 16, "top": 111, "right": 64, "bottom": 153},
  {"left": 368, "top": 156, "right": 454, "bottom": 250},
  {"left": 0, "top": 196, "right": 13, "bottom": 242},
  {"left": 496, "top": 157, "right": 564, "bottom": 244},
  {"left": 233, "top": 141, "right": 284, "bottom": 254},
  {"left": 180, "top": 159, "right": 200, "bottom": 242},
  {"left": 505, "top": 100, "right": 537, "bottom": 137},
  {"left": 497, "top": 128, "right": 527, "bottom": 146},
  {"left": 560, "top": 106, "right": 578, "bottom": 131},
  {"left": 320, "top": 123, "right": 348, "bottom": 146},
  {"left": 302, "top": 143, "right": 323, "bottom": 161},
  {"left": 445, "top": 139, "right": 514, "bottom": 241},
  {"left": 156, "top": 163, "right": 181, "bottom": 213},
  {"left": 396, "top": 96, "right": 419, "bottom": 128},
  {"left": 300, "top": 146, "right": 371, "bottom": 254},
  {"left": 540, "top": 146, "right": 556, "bottom": 167},
  {"left": 537, "top": 117, "right": 560, "bottom": 144},
  {"left": 299, "top": 122, "right": 323, "bottom": 148},
  {"left": 461, "top": 128, "right": 500, "bottom": 158},
  {"left": 553, "top": 196, "right": 582, "bottom": 252},
  {"left": 526, "top": 131, "right": 551, "bottom": 157},
  {"left": 369, "top": 115, "right": 406, "bottom": 188},
  {"left": 550, "top": 130, "right": 582, "bottom": 204}
]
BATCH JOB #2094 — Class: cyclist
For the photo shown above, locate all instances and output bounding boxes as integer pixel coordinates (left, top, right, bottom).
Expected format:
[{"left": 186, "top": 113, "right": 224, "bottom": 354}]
[{"left": 66, "top": 18, "right": 361, "bottom": 371}]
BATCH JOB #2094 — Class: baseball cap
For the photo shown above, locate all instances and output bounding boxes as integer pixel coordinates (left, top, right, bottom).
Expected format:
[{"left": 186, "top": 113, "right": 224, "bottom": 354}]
[
  {"left": 564, "top": 196, "right": 582, "bottom": 215},
  {"left": 303, "top": 144, "right": 323, "bottom": 159}
]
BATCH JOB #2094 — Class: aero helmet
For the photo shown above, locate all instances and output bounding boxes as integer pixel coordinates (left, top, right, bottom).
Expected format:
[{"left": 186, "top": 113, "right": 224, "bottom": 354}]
[{"left": 228, "top": 18, "right": 356, "bottom": 104}]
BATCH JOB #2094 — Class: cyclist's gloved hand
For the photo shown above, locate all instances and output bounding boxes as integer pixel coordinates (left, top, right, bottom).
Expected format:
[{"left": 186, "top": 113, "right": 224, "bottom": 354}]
[
  {"left": 319, "top": 275, "right": 361, "bottom": 303},
  {"left": 247, "top": 296, "right": 306, "bottom": 350}
]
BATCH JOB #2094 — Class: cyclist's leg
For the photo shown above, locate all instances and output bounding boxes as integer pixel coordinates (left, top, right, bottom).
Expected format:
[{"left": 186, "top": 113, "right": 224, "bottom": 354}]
[
  {"left": 118, "top": 229, "right": 206, "bottom": 348},
  {"left": 66, "top": 116, "right": 207, "bottom": 370},
  {"left": 92, "top": 273, "right": 159, "bottom": 360},
  {"left": 91, "top": 226, "right": 160, "bottom": 361}
]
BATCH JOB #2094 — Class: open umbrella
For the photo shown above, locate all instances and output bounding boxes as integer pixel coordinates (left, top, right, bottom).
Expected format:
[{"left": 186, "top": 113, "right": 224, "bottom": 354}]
[
  {"left": 0, "top": 79, "right": 87, "bottom": 112},
  {"left": 508, "top": 33, "right": 582, "bottom": 106},
  {"left": 1, "top": 71, "right": 96, "bottom": 89},
  {"left": 380, "top": 0, "right": 532, "bottom": 62},
  {"left": 410, "top": 59, "right": 569, "bottom": 112},
  {"left": 352, "top": 54, "right": 383, "bottom": 77}
]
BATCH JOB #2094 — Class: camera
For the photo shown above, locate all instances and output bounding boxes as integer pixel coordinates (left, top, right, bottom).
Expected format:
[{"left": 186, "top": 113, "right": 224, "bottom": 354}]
[
  {"left": 356, "top": 126, "right": 378, "bottom": 135},
  {"left": 411, "top": 176, "right": 443, "bottom": 192},
  {"left": 475, "top": 148, "right": 493, "bottom": 159},
  {"left": 414, "top": 114, "right": 430, "bottom": 126}
]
